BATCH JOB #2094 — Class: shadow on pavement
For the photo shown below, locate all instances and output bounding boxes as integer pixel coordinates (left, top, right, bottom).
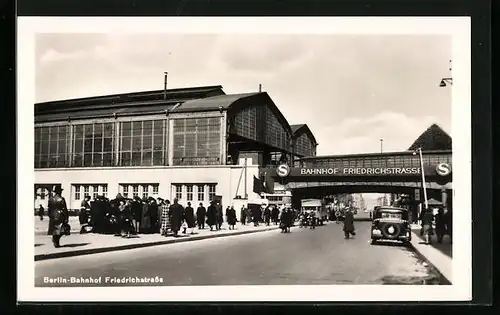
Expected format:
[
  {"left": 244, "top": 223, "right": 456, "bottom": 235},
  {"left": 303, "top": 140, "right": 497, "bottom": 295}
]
[
  {"left": 35, "top": 244, "right": 44, "bottom": 247},
  {"left": 370, "top": 241, "right": 408, "bottom": 248},
  {"left": 60, "top": 243, "right": 91, "bottom": 248}
]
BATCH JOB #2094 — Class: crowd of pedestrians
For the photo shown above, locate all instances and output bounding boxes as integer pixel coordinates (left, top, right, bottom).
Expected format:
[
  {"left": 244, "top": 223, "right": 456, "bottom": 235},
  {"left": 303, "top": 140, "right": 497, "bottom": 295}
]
[
  {"left": 418, "top": 207, "right": 452, "bottom": 245},
  {"left": 43, "top": 187, "right": 307, "bottom": 248},
  {"left": 76, "top": 194, "right": 303, "bottom": 238}
]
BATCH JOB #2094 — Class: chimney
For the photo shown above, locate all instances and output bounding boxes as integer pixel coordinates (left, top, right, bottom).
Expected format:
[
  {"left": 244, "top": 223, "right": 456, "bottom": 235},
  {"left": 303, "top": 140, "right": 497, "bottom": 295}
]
[
  {"left": 259, "top": 84, "right": 262, "bottom": 92},
  {"left": 163, "top": 72, "right": 168, "bottom": 100}
]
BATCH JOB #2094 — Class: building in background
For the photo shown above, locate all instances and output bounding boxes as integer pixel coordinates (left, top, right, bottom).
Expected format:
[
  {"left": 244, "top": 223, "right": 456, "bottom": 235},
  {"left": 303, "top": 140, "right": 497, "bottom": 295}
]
[{"left": 34, "top": 84, "right": 317, "bottom": 222}]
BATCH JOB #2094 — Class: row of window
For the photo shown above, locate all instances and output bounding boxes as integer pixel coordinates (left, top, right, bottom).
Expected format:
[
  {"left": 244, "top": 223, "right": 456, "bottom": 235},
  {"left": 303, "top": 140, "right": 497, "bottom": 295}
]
[
  {"left": 34, "top": 117, "right": 222, "bottom": 168},
  {"left": 71, "top": 183, "right": 217, "bottom": 202},
  {"left": 173, "top": 184, "right": 217, "bottom": 202},
  {"left": 74, "top": 184, "right": 110, "bottom": 200}
]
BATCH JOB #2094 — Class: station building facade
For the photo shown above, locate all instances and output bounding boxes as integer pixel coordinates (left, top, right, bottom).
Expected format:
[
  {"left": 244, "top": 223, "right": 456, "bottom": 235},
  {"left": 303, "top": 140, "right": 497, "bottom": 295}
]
[{"left": 34, "top": 85, "right": 318, "bottom": 220}]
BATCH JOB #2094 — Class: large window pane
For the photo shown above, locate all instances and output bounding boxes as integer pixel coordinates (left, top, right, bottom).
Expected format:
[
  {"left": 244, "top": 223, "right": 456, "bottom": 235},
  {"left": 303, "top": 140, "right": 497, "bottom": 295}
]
[
  {"left": 132, "top": 121, "right": 142, "bottom": 136},
  {"left": 153, "top": 151, "right": 163, "bottom": 165},
  {"left": 117, "top": 119, "right": 166, "bottom": 167},
  {"left": 121, "top": 136, "right": 131, "bottom": 151},
  {"left": 142, "top": 150, "right": 152, "bottom": 166},
  {"left": 83, "top": 153, "right": 92, "bottom": 167},
  {"left": 131, "top": 152, "right": 141, "bottom": 166},
  {"left": 172, "top": 117, "right": 221, "bottom": 165},
  {"left": 103, "top": 153, "right": 113, "bottom": 166},
  {"left": 143, "top": 135, "right": 152, "bottom": 150},
  {"left": 121, "top": 122, "right": 131, "bottom": 137}
]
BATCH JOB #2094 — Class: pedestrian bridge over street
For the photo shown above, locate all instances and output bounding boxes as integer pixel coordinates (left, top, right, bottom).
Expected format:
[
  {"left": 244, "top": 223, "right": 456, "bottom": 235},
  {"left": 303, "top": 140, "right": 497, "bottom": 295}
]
[{"left": 261, "top": 149, "right": 452, "bottom": 193}]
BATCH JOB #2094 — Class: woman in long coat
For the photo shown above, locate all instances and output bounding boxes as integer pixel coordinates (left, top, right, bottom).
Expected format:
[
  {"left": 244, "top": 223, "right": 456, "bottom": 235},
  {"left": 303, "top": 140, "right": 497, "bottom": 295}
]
[
  {"left": 343, "top": 208, "right": 356, "bottom": 239},
  {"left": 184, "top": 202, "right": 196, "bottom": 234},
  {"left": 160, "top": 199, "right": 171, "bottom": 236},
  {"left": 206, "top": 201, "right": 217, "bottom": 231},
  {"left": 226, "top": 206, "right": 237, "bottom": 230},
  {"left": 140, "top": 197, "right": 152, "bottom": 234}
]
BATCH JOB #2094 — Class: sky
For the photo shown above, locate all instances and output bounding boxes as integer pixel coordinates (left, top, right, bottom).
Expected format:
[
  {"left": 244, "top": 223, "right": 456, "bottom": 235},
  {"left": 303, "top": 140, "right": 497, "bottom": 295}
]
[{"left": 35, "top": 33, "right": 452, "bottom": 156}]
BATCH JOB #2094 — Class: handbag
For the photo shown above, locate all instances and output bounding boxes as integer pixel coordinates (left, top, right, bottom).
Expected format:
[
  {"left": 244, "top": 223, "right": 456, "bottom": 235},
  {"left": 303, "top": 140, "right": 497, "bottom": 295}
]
[{"left": 61, "top": 222, "right": 71, "bottom": 235}]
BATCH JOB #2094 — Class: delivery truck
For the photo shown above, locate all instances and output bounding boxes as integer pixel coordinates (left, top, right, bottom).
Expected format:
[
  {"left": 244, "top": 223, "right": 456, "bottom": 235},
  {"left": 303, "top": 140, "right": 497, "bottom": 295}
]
[{"left": 301, "top": 199, "right": 328, "bottom": 225}]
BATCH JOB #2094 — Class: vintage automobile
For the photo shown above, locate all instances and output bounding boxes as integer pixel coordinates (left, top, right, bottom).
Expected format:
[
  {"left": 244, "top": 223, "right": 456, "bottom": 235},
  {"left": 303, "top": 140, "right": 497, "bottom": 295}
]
[{"left": 370, "top": 206, "right": 411, "bottom": 245}]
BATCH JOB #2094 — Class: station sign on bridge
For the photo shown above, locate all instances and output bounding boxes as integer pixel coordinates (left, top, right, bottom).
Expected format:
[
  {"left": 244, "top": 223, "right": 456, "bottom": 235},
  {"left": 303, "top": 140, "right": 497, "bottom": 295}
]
[
  {"left": 260, "top": 150, "right": 452, "bottom": 191},
  {"left": 276, "top": 163, "right": 451, "bottom": 178}
]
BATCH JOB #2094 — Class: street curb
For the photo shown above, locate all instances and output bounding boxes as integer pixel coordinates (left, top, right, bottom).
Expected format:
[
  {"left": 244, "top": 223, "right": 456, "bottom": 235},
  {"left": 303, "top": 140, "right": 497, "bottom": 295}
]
[
  {"left": 407, "top": 231, "right": 452, "bottom": 285},
  {"left": 35, "top": 226, "right": 281, "bottom": 261}
]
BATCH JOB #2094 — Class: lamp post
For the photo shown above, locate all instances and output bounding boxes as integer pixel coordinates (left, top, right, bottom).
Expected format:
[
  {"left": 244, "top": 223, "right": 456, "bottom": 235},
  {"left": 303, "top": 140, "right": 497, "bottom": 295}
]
[
  {"left": 413, "top": 147, "right": 429, "bottom": 210},
  {"left": 380, "top": 138, "right": 383, "bottom": 153}
]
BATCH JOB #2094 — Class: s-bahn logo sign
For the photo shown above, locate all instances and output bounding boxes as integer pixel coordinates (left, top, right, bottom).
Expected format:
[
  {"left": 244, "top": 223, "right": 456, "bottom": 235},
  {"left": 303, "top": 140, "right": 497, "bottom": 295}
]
[
  {"left": 277, "top": 164, "right": 291, "bottom": 177},
  {"left": 435, "top": 163, "right": 451, "bottom": 176}
]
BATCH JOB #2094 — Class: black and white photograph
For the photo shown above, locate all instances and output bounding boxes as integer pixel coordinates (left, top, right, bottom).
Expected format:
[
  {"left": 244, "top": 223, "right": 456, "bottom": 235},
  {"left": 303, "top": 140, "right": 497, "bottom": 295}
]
[{"left": 18, "top": 17, "right": 471, "bottom": 302}]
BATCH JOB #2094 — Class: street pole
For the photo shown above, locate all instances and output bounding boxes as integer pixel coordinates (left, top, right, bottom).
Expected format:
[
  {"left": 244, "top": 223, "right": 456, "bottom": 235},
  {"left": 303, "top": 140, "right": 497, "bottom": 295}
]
[
  {"left": 244, "top": 157, "right": 248, "bottom": 199},
  {"left": 380, "top": 138, "right": 383, "bottom": 153},
  {"left": 417, "top": 148, "right": 429, "bottom": 210}
]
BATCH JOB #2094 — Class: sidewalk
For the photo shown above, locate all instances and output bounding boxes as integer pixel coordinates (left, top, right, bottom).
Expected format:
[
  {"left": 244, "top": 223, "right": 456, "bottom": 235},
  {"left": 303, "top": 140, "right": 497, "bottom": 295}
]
[
  {"left": 35, "top": 216, "right": 81, "bottom": 236},
  {"left": 409, "top": 224, "right": 452, "bottom": 284},
  {"left": 35, "top": 222, "right": 307, "bottom": 261}
]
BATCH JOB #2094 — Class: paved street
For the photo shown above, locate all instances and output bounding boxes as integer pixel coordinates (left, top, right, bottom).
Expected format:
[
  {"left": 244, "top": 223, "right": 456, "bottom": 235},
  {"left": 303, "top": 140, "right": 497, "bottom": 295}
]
[{"left": 35, "top": 222, "right": 443, "bottom": 286}]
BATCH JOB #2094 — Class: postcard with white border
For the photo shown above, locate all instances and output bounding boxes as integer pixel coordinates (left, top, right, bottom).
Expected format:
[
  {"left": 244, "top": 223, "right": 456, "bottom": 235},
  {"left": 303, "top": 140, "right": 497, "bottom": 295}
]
[{"left": 17, "top": 17, "right": 471, "bottom": 302}]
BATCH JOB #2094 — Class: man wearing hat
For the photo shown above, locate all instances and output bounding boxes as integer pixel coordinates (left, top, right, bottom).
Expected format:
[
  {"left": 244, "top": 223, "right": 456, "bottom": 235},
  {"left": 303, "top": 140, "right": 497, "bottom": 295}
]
[
  {"left": 47, "top": 185, "right": 69, "bottom": 247},
  {"left": 169, "top": 198, "right": 185, "bottom": 237}
]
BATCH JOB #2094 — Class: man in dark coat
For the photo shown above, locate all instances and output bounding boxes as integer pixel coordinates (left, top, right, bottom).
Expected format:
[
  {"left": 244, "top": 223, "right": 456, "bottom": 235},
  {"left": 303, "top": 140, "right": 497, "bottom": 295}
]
[
  {"left": 216, "top": 203, "right": 224, "bottom": 230},
  {"left": 47, "top": 186, "right": 69, "bottom": 248},
  {"left": 264, "top": 206, "right": 271, "bottom": 226},
  {"left": 184, "top": 202, "right": 196, "bottom": 234},
  {"left": 271, "top": 206, "right": 279, "bottom": 225},
  {"left": 206, "top": 201, "right": 217, "bottom": 231},
  {"left": 343, "top": 208, "right": 356, "bottom": 239},
  {"left": 79, "top": 196, "right": 91, "bottom": 234},
  {"left": 169, "top": 198, "right": 185, "bottom": 237},
  {"left": 251, "top": 205, "right": 260, "bottom": 227},
  {"left": 148, "top": 197, "right": 159, "bottom": 233},
  {"left": 240, "top": 205, "right": 247, "bottom": 226},
  {"left": 419, "top": 208, "right": 434, "bottom": 244},
  {"left": 90, "top": 196, "right": 100, "bottom": 233},
  {"left": 140, "top": 197, "right": 152, "bottom": 234},
  {"left": 131, "top": 196, "right": 142, "bottom": 234},
  {"left": 38, "top": 205, "right": 44, "bottom": 221},
  {"left": 196, "top": 203, "right": 206, "bottom": 229}
]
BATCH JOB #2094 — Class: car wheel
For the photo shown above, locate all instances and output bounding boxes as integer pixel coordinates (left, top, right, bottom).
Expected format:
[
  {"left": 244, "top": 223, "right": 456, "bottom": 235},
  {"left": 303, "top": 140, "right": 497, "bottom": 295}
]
[{"left": 370, "top": 239, "right": 377, "bottom": 245}]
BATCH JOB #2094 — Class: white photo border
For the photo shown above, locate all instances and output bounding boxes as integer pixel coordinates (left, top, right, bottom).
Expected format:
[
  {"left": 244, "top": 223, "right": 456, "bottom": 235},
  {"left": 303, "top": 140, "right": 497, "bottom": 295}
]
[{"left": 17, "top": 16, "right": 472, "bottom": 302}]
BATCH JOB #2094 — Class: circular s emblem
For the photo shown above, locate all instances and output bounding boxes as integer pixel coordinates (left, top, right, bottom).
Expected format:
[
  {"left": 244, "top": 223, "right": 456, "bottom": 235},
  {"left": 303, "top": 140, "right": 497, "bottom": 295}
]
[
  {"left": 436, "top": 163, "right": 451, "bottom": 176},
  {"left": 276, "top": 164, "right": 291, "bottom": 177}
]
